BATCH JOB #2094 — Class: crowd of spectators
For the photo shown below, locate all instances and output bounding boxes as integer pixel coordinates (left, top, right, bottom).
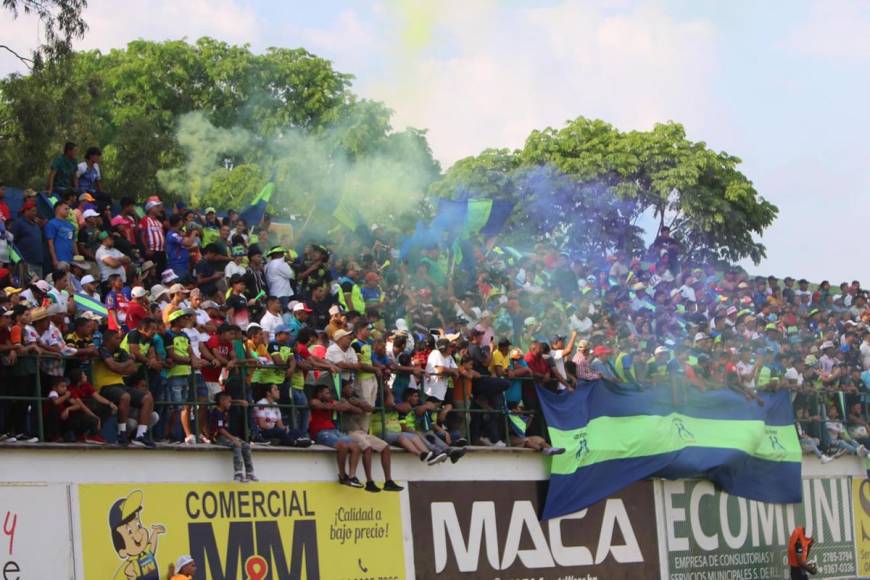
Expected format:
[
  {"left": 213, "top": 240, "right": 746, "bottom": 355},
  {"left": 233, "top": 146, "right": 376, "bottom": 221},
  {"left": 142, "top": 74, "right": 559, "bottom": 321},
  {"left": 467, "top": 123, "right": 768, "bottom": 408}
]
[{"left": 0, "top": 142, "right": 867, "bottom": 485}]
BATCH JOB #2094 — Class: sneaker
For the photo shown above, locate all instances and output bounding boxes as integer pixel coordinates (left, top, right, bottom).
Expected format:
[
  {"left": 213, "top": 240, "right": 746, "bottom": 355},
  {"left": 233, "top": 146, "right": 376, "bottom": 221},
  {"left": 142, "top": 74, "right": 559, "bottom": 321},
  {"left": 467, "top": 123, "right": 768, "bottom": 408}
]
[
  {"left": 420, "top": 451, "right": 434, "bottom": 462},
  {"left": 199, "top": 434, "right": 211, "bottom": 444},
  {"left": 183, "top": 434, "right": 196, "bottom": 446},
  {"left": 448, "top": 447, "right": 466, "bottom": 464},
  {"left": 348, "top": 477, "right": 365, "bottom": 489},
  {"left": 820, "top": 454, "right": 834, "bottom": 464},
  {"left": 246, "top": 473, "right": 259, "bottom": 482},
  {"left": 293, "top": 437, "right": 313, "bottom": 448},
  {"left": 859, "top": 445, "right": 869, "bottom": 459},
  {"left": 473, "top": 437, "right": 494, "bottom": 447},
  {"left": 834, "top": 448, "right": 849, "bottom": 459},
  {"left": 543, "top": 447, "right": 566, "bottom": 456},
  {"left": 85, "top": 434, "right": 107, "bottom": 445},
  {"left": 453, "top": 437, "right": 469, "bottom": 447},
  {"left": 494, "top": 440, "right": 507, "bottom": 448},
  {"left": 428, "top": 452, "right": 449, "bottom": 465},
  {"left": 338, "top": 475, "right": 353, "bottom": 487},
  {"left": 117, "top": 432, "right": 130, "bottom": 447},
  {"left": 234, "top": 472, "right": 245, "bottom": 483},
  {"left": 0, "top": 433, "right": 8, "bottom": 442},
  {"left": 131, "top": 434, "right": 156, "bottom": 448},
  {"left": 383, "top": 480, "right": 403, "bottom": 492},
  {"left": 364, "top": 481, "right": 381, "bottom": 493}
]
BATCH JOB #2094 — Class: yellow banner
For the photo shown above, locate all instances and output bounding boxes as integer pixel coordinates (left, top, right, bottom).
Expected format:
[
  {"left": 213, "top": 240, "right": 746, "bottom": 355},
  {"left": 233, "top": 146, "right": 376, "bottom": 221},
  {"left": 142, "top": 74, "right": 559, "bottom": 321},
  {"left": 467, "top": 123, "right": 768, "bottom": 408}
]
[
  {"left": 853, "top": 478, "right": 870, "bottom": 577},
  {"left": 79, "top": 482, "right": 404, "bottom": 580}
]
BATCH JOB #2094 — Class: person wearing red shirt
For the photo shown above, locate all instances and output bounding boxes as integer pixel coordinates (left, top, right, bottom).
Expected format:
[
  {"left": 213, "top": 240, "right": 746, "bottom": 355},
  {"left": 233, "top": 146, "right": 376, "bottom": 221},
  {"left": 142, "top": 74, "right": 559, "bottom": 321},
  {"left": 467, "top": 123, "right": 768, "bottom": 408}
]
[
  {"left": 0, "top": 185, "right": 10, "bottom": 222},
  {"left": 200, "top": 323, "right": 237, "bottom": 400},
  {"left": 126, "top": 287, "right": 151, "bottom": 331}
]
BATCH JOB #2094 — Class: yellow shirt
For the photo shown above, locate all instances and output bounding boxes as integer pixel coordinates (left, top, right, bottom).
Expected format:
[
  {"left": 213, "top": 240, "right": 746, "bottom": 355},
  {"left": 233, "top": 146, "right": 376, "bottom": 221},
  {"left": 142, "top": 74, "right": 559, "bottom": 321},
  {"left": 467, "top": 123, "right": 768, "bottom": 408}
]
[{"left": 491, "top": 349, "right": 509, "bottom": 376}]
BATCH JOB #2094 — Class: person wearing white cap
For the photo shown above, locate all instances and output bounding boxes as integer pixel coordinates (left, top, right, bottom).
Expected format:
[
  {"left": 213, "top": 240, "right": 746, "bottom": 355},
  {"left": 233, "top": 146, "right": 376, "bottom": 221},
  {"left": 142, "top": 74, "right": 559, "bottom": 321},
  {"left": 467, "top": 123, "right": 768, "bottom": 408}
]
[
  {"left": 161, "top": 283, "right": 189, "bottom": 326},
  {"left": 167, "top": 554, "right": 196, "bottom": 579},
  {"left": 325, "top": 305, "right": 347, "bottom": 341}
]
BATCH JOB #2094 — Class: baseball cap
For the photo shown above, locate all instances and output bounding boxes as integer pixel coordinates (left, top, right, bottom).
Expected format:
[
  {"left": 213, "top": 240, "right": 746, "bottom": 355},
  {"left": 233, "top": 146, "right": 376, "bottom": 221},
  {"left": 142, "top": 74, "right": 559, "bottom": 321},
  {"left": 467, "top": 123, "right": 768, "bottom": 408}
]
[
  {"left": 274, "top": 325, "right": 291, "bottom": 335},
  {"left": 333, "top": 329, "right": 352, "bottom": 341},
  {"left": 175, "top": 555, "right": 195, "bottom": 571},
  {"left": 654, "top": 346, "right": 670, "bottom": 355},
  {"left": 820, "top": 340, "right": 834, "bottom": 350},
  {"left": 267, "top": 245, "right": 286, "bottom": 256},
  {"left": 293, "top": 302, "right": 312, "bottom": 313},
  {"left": 145, "top": 200, "right": 162, "bottom": 211},
  {"left": 205, "top": 207, "right": 216, "bottom": 214},
  {"left": 328, "top": 305, "right": 343, "bottom": 316},
  {"left": 694, "top": 332, "right": 708, "bottom": 342},
  {"left": 98, "top": 231, "right": 110, "bottom": 241},
  {"left": 131, "top": 286, "right": 149, "bottom": 299},
  {"left": 82, "top": 209, "right": 100, "bottom": 219},
  {"left": 168, "top": 309, "right": 190, "bottom": 323},
  {"left": 34, "top": 280, "right": 51, "bottom": 292},
  {"left": 168, "top": 283, "right": 189, "bottom": 295},
  {"left": 78, "top": 193, "right": 95, "bottom": 202},
  {"left": 109, "top": 491, "right": 144, "bottom": 531},
  {"left": 246, "top": 322, "right": 262, "bottom": 332}
]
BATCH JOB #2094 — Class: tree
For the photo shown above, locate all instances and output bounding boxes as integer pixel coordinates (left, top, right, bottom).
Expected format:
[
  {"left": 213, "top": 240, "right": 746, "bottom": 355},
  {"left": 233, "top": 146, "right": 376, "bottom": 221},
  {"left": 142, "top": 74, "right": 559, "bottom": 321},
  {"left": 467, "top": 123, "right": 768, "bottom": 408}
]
[
  {"left": 0, "top": 38, "right": 358, "bottom": 196},
  {"left": 430, "top": 117, "right": 778, "bottom": 264},
  {"left": 2, "top": 0, "right": 88, "bottom": 68}
]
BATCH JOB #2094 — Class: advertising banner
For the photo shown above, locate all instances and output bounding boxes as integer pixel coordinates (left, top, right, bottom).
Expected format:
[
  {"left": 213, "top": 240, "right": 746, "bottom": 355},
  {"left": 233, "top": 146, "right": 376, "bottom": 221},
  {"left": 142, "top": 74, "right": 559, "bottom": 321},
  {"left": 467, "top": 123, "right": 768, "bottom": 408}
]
[
  {"left": 852, "top": 478, "right": 870, "bottom": 577},
  {"left": 408, "top": 480, "right": 659, "bottom": 580},
  {"left": 0, "top": 483, "right": 74, "bottom": 579},
  {"left": 79, "top": 482, "right": 403, "bottom": 580},
  {"left": 660, "top": 478, "right": 856, "bottom": 580}
]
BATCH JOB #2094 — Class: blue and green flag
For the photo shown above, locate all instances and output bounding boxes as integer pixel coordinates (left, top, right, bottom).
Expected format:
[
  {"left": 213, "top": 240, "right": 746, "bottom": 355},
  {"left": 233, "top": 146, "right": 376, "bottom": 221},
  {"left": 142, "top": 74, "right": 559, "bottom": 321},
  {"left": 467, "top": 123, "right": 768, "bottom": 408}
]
[{"left": 537, "top": 382, "right": 802, "bottom": 520}]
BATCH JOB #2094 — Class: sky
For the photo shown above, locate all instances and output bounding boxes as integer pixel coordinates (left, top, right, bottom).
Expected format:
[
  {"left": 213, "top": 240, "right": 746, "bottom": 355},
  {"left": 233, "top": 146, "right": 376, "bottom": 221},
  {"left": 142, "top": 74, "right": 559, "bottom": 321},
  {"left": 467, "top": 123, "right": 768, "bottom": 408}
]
[{"left": 2, "top": 0, "right": 869, "bottom": 283}]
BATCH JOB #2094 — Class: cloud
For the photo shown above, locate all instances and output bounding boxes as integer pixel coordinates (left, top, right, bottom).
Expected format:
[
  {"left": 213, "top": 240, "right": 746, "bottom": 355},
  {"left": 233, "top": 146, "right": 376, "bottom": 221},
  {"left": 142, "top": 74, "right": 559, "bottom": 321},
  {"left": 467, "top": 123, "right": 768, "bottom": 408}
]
[
  {"left": 0, "top": 0, "right": 259, "bottom": 76},
  {"left": 356, "top": 1, "right": 719, "bottom": 166},
  {"left": 785, "top": 0, "right": 870, "bottom": 60}
]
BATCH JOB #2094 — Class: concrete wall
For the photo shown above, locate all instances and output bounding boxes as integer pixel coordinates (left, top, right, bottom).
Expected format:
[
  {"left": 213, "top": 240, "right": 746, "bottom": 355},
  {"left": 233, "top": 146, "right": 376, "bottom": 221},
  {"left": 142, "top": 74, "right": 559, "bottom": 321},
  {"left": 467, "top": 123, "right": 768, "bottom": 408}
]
[{"left": 0, "top": 444, "right": 865, "bottom": 579}]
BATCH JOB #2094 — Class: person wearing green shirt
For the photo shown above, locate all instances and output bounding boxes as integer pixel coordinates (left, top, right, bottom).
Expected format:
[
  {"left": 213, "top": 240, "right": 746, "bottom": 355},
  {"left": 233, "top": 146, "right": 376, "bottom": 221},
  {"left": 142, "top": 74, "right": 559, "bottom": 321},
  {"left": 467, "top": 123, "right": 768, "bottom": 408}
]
[
  {"left": 166, "top": 310, "right": 199, "bottom": 445},
  {"left": 48, "top": 142, "right": 78, "bottom": 192},
  {"left": 350, "top": 324, "right": 382, "bottom": 433}
]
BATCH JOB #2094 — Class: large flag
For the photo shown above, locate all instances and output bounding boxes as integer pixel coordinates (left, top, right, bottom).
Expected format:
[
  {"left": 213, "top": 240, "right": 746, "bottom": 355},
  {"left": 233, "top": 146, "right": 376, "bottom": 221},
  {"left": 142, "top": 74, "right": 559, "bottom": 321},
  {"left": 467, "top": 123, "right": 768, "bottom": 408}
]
[
  {"left": 537, "top": 381, "right": 802, "bottom": 520},
  {"left": 238, "top": 182, "right": 274, "bottom": 228},
  {"left": 400, "top": 197, "right": 515, "bottom": 258}
]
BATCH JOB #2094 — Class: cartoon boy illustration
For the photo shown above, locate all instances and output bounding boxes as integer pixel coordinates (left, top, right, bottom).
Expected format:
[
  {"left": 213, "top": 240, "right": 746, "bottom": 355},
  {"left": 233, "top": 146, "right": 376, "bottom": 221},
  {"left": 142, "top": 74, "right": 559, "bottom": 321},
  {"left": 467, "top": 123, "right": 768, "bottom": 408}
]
[{"left": 108, "top": 490, "right": 166, "bottom": 580}]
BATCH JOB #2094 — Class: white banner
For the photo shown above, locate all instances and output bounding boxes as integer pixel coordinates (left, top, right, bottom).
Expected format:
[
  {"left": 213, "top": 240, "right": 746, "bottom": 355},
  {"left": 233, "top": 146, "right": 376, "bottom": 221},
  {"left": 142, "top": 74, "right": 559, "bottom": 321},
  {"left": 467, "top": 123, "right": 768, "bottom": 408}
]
[{"left": 0, "top": 484, "right": 74, "bottom": 579}]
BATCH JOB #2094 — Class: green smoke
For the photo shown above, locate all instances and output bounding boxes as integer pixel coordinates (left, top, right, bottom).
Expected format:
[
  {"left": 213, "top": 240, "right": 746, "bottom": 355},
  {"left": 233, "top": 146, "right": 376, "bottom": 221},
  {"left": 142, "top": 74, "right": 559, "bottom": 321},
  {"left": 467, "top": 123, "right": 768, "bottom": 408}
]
[{"left": 158, "top": 104, "right": 441, "bottom": 237}]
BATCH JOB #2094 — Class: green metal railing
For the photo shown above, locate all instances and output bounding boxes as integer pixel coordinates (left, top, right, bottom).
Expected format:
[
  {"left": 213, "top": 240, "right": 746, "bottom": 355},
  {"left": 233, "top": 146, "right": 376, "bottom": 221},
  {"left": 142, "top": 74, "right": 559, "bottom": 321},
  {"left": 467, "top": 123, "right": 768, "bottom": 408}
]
[{"left": 0, "top": 353, "right": 863, "bottom": 451}]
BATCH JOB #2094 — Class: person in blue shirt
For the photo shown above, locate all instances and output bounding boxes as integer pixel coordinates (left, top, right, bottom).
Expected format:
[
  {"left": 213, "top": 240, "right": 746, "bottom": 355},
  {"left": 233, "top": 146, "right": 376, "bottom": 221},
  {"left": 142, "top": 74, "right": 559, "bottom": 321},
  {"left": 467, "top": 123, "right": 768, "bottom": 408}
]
[
  {"left": 44, "top": 201, "right": 76, "bottom": 268},
  {"left": 9, "top": 199, "right": 44, "bottom": 276},
  {"left": 165, "top": 215, "right": 193, "bottom": 276}
]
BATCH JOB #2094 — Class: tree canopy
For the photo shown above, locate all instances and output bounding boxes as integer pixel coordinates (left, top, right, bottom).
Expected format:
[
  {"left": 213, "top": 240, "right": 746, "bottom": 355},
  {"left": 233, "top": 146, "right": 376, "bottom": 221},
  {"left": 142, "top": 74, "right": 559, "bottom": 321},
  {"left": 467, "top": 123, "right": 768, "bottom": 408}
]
[
  {"left": 430, "top": 117, "right": 778, "bottom": 264},
  {"left": 0, "top": 36, "right": 776, "bottom": 264}
]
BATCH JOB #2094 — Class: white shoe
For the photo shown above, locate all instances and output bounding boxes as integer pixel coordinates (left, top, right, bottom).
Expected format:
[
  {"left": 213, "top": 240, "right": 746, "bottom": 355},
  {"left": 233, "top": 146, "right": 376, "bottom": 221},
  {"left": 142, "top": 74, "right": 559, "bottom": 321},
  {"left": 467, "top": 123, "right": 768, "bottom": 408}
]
[
  {"left": 183, "top": 434, "right": 196, "bottom": 446},
  {"left": 859, "top": 445, "right": 869, "bottom": 459},
  {"left": 820, "top": 454, "right": 833, "bottom": 464}
]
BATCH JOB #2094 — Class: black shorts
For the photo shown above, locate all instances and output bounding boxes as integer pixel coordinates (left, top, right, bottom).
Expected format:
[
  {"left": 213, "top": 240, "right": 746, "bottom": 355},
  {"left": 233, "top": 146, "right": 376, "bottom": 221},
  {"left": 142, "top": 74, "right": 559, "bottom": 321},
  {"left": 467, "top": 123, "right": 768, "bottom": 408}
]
[{"left": 101, "top": 385, "right": 149, "bottom": 408}]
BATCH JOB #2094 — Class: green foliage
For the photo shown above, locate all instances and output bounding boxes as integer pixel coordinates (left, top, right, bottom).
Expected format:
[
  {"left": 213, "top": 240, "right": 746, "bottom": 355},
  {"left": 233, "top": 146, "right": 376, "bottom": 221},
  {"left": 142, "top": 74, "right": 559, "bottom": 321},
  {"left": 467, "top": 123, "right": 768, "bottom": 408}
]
[
  {"left": 200, "top": 163, "right": 267, "bottom": 211},
  {"left": 0, "top": 37, "right": 355, "bottom": 197},
  {"left": 430, "top": 117, "right": 778, "bottom": 264}
]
